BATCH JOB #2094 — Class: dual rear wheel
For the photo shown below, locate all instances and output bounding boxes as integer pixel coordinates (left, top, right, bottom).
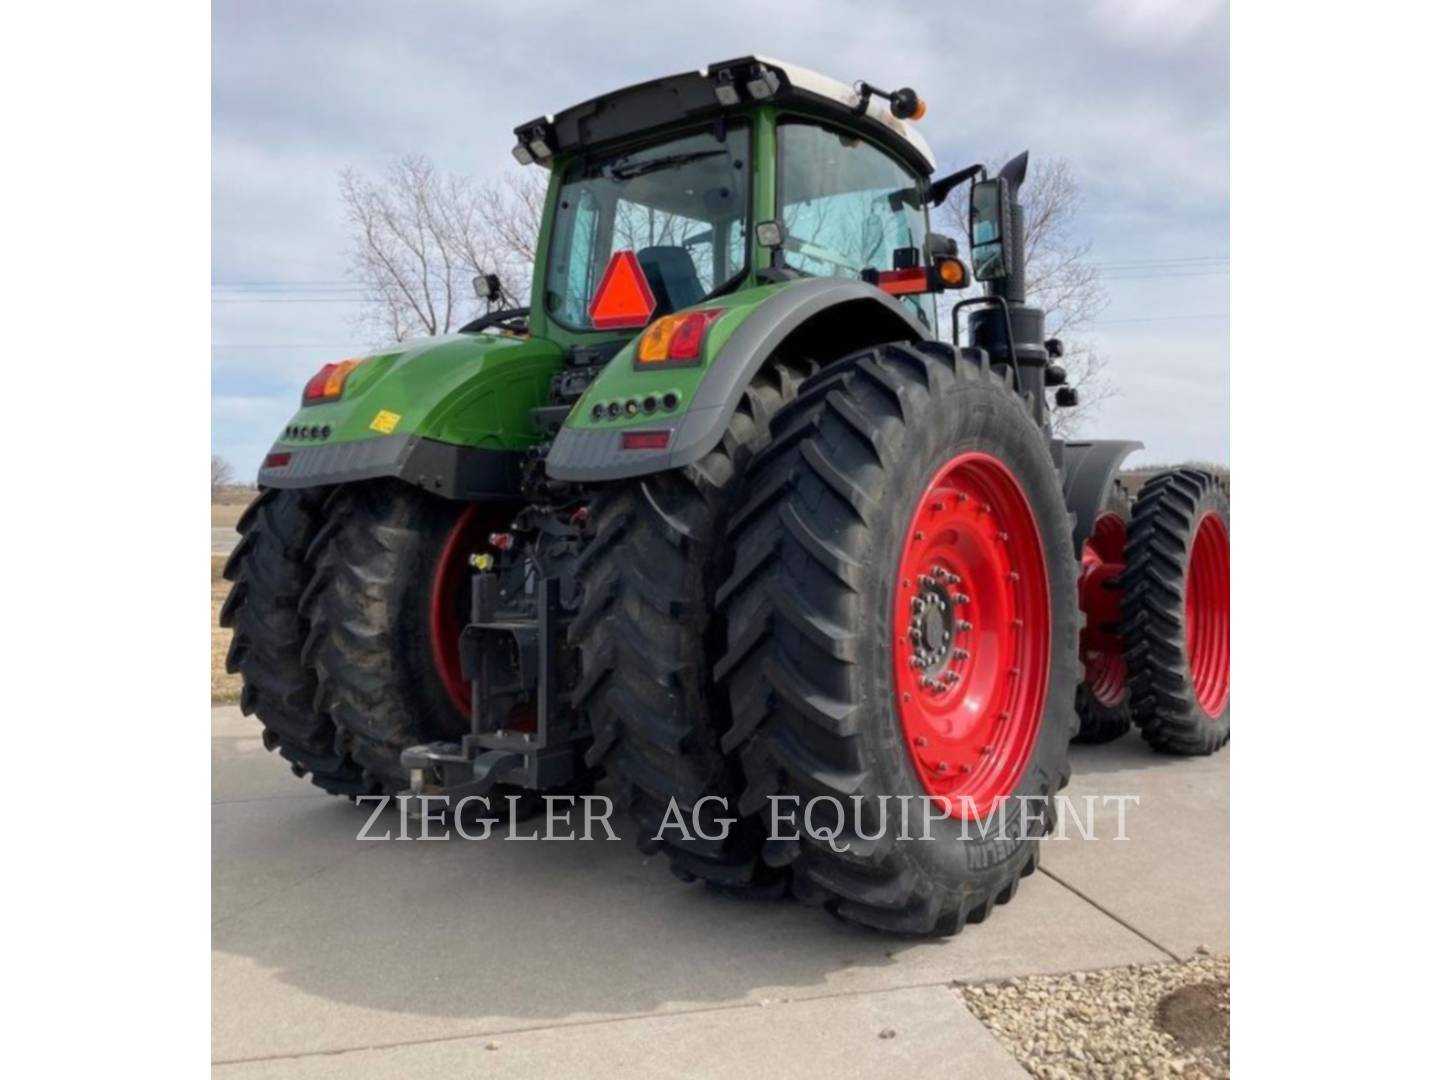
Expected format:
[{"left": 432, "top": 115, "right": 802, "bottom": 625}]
[
  {"left": 1073, "top": 470, "right": 1231, "bottom": 753},
  {"left": 223, "top": 481, "right": 525, "bottom": 797}
]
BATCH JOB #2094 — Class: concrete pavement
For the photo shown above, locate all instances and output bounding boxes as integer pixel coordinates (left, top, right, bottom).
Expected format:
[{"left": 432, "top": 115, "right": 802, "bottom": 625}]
[{"left": 212, "top": 706, "right": 1228, "bottom": 1077}]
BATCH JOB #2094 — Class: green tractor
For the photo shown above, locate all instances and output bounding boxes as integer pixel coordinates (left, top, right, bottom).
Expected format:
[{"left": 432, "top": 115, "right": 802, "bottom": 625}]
[{"left": 222, "top": 57, "right": 1230, "bottom": 935}]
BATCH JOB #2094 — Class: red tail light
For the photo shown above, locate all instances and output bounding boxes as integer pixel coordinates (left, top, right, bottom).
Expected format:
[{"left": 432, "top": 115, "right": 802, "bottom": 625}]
[
  {"left": 621, "top": 430, "right": 670, "bottom": 451},
  {"left": 302, "top": 360, "right": 360, "bottom": 405},
  {"left": 635, "top": 308, "right": 724, "bottom": 368}
]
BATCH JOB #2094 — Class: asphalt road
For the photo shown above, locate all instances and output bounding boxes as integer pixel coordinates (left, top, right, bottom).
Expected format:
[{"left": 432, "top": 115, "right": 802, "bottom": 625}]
[{"left": 211, "top": 706, "right": 1228, "bottom": 1078}]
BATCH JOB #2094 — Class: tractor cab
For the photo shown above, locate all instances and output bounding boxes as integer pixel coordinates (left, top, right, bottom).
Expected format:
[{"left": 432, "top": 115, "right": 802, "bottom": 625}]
[{"left": 513, "top": 57, "right": 949, "bottom": 342}]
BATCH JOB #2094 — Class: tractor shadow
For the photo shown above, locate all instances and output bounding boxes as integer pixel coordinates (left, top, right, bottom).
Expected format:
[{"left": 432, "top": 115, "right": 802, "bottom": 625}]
[
  {"left": 211, "top": 768, "right": 934, "bottom": 1036},
  {"left": 211, "top": 721, "right": 1218, "bottom": 1047}
]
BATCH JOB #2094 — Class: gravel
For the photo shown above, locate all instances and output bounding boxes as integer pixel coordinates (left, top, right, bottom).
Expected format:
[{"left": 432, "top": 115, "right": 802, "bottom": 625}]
[{"left": 955, "top": 952, "right": 1229, "bottom": 1079}]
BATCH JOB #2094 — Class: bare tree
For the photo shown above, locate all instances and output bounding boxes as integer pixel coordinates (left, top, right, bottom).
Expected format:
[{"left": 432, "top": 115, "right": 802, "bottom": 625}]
[
  {"left": 939, "top": 158, "right": 1115, "bottom": 435},
  {"left": 211, "top": 455, "right": 234, "bottom": 496},
  {"left": 341, "top": 155, "right": 546, "bottom": 344}
]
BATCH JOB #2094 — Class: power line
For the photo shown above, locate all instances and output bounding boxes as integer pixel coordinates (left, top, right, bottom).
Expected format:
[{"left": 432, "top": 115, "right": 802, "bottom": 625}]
[
  {"left": 211, "top": 311, "right": 1231, "bottom": 350},
  {"left": 1090, "top": 313, "right": 1229, "bottom": 324},
  {"left": 1091, "top": 255, "right": 1228, "bottom": 268}
]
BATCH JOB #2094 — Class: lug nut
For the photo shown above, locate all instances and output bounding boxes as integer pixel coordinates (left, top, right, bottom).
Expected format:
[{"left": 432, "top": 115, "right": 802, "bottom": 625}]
[{"left": 953, "top": 648, "right": 969, "bottom": 661}]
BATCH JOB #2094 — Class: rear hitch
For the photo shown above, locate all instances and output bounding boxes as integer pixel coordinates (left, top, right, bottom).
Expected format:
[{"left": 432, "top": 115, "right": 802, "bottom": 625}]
[{"left": 402, "top": 560, "right": 585, "bottom": 809}]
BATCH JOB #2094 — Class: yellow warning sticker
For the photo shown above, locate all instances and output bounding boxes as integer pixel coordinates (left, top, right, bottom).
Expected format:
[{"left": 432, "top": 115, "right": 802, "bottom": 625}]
[{"left": 369, "top": 409, "right": 401, "bottom": 434}]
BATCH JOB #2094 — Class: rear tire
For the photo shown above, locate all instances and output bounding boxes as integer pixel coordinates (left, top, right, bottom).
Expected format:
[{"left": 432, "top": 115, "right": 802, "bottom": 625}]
[
  {"left": 1074, "top": 481, "right": 1133, "bottom": 744},
  {"left": 300, "top": 481, "right": 521, "bottom": 790},
  {"left": 220, "top": 488, "right": 373, "bottom": 796},
  {"left": 717, "top": 343, "right": 1079, "bottom": 936},
  {"left": 1120, "top": 468, "right": 1230, "bottom": 755},
  {"left": 570, "top": 358, "right": 813, "bottom": 888}
]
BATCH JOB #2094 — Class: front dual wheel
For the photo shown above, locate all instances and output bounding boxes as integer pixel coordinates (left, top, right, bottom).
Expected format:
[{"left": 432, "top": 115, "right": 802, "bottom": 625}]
[{"left": 716, "top": 342, "right": 1079, "bottom": 936}]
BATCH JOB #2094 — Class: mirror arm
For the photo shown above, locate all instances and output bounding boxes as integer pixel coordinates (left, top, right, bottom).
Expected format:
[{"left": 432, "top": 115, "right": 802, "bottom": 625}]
[{"left": 926, "top": 163, "right": 986, "bottom": 207}]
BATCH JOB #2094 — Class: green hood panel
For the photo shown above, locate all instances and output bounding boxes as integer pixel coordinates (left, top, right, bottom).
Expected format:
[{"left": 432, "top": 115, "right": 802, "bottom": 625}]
[{"left": 275, "top": 333, "right": 564, "bottom": 452}]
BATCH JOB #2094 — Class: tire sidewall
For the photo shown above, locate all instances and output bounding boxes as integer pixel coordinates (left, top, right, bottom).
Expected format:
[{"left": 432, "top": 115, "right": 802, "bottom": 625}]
[
  {"left": 1178, "top": 484, "right": 1231, "bottom": 733},
  {"left": 850, "top": 367, "right": 1078, "bottom": 893}
]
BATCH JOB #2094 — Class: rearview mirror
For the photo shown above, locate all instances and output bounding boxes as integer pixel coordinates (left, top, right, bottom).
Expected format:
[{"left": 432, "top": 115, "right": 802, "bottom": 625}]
[{"left": 970, "top": 178, "right": 1011, "bottom": 282}]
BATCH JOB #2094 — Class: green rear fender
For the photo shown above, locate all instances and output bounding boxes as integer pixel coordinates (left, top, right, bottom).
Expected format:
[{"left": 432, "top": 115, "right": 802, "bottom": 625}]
[
  {"left": 258, "top": 333, "right": 564, "bottom": 497},
  {"left": 545, "top": 278, "right": 929, "bottom": 483}
]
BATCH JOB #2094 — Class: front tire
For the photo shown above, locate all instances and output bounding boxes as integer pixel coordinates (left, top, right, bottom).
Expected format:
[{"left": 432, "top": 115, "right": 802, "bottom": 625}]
[
  {"left": 717, "top": 343, "right": 1080, "bottom": 936},
  {"left": 1120, "top": 468, "right": 1231, "bottom": 754}
]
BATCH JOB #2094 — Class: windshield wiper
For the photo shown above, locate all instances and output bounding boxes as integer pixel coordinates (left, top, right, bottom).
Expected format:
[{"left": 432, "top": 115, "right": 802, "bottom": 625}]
[{"left": 603, "top": 149, "right": 726, "bottom": 181}]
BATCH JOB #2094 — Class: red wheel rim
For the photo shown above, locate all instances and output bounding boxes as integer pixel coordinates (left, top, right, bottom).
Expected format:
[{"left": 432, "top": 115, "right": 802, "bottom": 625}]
[
  {"left": 430, "top": 505, "right": 487, "bottom": 717},
  {"left": 1081, "top": 512, "right": 1127, "bottom": 707},
  {"left": 892, "top": 452, "right": 1051, "bottom": 820},
  {"left": 1185, "top": 512, "right": 1230, "bottom": 718}
]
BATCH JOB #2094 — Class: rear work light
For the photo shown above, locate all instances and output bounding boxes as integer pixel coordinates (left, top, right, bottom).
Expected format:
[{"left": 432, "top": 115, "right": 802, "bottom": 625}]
[
  {"left": 302, "top": 359, "right": 360, "bottom": 405},
  {"left": 635, "top": 308, "right": 725, "bottom": 367}
]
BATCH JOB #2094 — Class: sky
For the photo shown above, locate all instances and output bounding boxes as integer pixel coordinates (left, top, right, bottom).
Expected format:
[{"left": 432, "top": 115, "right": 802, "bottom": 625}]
[{"left": 212, "top": 0, "right": 1228, "bottom": 479}]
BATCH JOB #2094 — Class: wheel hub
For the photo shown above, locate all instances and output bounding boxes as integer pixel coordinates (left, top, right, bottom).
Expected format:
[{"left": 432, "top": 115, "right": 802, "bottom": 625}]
[
  {"left": 1078, "top": 512, "right": 1128, "bottom": 707},
  {"left": 892, "top": 452, "right": 1051, "bottom": 819},
  {"left": 1186, "top": 512, "right": 1230, "bottom": 718}
]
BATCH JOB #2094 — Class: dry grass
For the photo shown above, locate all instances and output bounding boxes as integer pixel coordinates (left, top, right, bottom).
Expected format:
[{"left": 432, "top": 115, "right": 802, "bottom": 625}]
[
  {"left": 212, "top": 554, "right": 242, "bottom": 704},
  {"left": 213, "top": 485, "right": 258, "bottom": 506},
  {"left": 212, "top": 487, "right": 257, "bottom": 529}
]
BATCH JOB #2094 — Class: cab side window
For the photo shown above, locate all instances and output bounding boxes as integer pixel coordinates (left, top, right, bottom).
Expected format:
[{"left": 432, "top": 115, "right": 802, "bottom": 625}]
[{"left": 777, "top": 121, "right": 935, "bottom": 328}]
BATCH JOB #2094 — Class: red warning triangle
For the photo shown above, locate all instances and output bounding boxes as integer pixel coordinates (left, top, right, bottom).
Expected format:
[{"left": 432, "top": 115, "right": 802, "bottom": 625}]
[{"left": 589, "top": 250, "right": 657, "bottom": 330}]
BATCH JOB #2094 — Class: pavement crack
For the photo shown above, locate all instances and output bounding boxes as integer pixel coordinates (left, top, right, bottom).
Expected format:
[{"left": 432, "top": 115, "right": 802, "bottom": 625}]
[
  {"left": 1038, "top": 866, "right": 1183, "bottom": 962},
  {"left": 210, "top": 982, "right": 976, "bottom": 1067}
]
